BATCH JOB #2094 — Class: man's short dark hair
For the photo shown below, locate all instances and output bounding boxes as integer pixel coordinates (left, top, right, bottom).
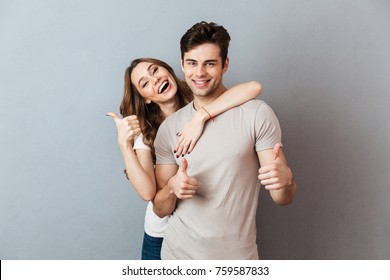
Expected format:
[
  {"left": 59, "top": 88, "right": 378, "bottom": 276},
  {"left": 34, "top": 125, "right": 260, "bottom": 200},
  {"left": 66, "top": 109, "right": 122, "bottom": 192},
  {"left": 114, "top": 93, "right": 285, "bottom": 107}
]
[{"left": 180, "top": 21, "right": 231, "bottom": 67}]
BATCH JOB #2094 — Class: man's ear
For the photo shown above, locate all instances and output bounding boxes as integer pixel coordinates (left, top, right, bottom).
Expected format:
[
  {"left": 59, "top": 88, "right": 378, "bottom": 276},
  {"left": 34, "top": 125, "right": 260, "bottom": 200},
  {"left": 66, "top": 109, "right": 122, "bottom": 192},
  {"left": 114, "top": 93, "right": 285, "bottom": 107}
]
[
  {"left": 222, "top": 57, "right": 229, "bottom": 74},
  {"left": 181, "top": 59, "right": 185, "bottom": 72}
]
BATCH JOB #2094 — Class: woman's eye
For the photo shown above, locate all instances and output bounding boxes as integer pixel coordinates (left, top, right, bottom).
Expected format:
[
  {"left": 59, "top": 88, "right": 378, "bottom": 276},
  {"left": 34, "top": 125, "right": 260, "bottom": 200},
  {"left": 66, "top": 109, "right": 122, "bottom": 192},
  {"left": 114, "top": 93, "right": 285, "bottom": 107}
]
[
  {"left": 152, "top": 67, "right": 158, "bottom": 75},
  {"left": 142, "top": 81, "right": 149, "bottom": 88}
]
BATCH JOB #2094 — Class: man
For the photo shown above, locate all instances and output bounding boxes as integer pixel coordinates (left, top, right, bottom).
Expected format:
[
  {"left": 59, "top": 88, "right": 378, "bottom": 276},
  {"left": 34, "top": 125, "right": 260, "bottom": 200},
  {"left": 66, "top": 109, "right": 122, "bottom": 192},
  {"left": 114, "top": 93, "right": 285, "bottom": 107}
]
[{"left": 153, "top": 21, "right": 297, "bottom": 259}]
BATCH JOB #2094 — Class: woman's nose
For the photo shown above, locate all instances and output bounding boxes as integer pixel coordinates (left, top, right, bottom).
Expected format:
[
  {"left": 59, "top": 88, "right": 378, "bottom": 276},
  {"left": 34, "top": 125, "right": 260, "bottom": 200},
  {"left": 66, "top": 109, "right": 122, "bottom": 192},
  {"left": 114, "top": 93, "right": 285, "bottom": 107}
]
[{"left": 152, "top": 76, "right": 161, "bottom": 85}]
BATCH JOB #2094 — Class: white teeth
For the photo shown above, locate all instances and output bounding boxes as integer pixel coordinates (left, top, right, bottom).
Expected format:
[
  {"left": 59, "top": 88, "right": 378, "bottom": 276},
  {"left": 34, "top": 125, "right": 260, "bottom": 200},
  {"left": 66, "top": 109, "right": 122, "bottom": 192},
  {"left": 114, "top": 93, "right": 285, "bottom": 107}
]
[
  {"left": 159, "top": 81, "right": 168, "bottom": 94},
  {"left": 194, "top": 80, "right": 207, "bottom": 85}
]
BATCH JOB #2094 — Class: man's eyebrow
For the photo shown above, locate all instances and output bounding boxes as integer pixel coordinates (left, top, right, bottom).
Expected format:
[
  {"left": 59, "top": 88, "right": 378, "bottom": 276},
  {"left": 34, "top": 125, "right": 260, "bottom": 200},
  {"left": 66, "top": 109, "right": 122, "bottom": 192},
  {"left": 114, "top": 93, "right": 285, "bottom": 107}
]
[
  {"left": 184, "top": 59, "right": 218, "bottom": 63},
  {"left": 138, "top": 64, "right": 155, "bottom": 86}
]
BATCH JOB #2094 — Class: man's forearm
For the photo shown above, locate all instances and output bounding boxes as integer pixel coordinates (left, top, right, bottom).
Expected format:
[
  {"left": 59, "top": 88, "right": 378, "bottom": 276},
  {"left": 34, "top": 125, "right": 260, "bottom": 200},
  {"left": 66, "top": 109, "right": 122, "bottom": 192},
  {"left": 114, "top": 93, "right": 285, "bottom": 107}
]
[{"left": 152, "top": 181, "right": 178, "bottom": 218}]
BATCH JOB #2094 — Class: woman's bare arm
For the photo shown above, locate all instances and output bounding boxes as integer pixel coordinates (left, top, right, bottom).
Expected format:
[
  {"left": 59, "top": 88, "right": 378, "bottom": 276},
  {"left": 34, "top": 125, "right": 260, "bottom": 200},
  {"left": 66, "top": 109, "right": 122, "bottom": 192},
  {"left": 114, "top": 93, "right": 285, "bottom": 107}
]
[
  {"left": 107, "top": 112, "right": 156, "bottom": 201},
  {"left": 175, "top": 81, "right": 262, "bottom": 155}
]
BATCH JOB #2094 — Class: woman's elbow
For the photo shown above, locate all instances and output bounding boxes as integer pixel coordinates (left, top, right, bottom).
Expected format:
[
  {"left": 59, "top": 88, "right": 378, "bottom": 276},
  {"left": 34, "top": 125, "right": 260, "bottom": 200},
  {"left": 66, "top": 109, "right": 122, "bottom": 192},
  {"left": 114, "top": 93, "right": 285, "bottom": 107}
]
[
  {"left": 249, "top": 81, "right": 262, "bottom": 98},
  {"left": 253, "top": 81, "right": 263, "bottom": 93},
  {"left": 139, "top": 190, "right": 156, "bottom": 202}
]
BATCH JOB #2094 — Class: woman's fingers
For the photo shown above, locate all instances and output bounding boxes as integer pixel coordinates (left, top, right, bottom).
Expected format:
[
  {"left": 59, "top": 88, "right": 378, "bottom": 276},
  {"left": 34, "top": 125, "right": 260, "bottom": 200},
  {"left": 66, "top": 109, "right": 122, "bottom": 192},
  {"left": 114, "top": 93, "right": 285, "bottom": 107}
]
[
  {"left": 179, "top": 141, "right": 190, "bottom": 156},
  {"left": 107, "top": 113, "right": 141, "bottom": 142},
  {"left": 106, "top": 112, "right": 120, "bottom": 120},
  {"left": 175, "top": 136, "right": 193, "bottom": 157},
  {"left": 174, "top": 133, "right": 184, "bottom": 156}
]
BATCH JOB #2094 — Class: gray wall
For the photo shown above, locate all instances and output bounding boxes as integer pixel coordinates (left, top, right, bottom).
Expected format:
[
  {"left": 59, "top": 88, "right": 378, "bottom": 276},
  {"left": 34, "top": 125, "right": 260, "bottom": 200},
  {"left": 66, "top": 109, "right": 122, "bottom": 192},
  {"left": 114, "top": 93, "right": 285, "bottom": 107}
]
[{"left": 1, "top": 0, "right": 389, "bottom": 259}]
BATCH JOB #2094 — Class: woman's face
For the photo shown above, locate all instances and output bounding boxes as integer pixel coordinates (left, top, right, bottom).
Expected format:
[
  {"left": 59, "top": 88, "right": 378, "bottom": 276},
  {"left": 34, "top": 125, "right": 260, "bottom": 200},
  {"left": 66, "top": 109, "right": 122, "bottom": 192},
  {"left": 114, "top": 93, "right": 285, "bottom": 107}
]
[{"left": 130, "top": 62, "right": 178, "bottom": 105}]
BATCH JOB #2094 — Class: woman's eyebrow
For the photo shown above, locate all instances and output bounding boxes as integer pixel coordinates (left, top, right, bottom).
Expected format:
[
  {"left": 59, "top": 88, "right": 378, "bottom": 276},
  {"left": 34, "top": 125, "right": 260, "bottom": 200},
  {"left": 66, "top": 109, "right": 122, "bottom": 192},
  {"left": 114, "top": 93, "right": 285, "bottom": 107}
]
[{"left": 138, "top": 64, "right": 155, "bottom": 86}]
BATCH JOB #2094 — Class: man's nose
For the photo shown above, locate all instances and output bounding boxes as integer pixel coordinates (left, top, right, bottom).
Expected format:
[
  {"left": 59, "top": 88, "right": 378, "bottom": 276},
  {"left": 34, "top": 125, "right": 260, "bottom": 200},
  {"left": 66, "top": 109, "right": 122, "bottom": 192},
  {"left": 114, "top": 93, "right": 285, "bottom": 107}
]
[{"left": 195, "top": 65, "right": 206, "bottom": 77}]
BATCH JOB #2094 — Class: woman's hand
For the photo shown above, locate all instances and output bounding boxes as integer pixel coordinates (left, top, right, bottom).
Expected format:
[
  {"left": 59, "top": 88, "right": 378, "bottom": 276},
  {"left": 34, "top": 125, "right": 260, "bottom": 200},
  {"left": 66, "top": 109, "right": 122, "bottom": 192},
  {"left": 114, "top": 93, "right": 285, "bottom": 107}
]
[
  {"left": 174, "top": 109, "right": 208, "bottom": 157},
  {"left": 106, "top": 112, "right": 141, "bottom": 149}
]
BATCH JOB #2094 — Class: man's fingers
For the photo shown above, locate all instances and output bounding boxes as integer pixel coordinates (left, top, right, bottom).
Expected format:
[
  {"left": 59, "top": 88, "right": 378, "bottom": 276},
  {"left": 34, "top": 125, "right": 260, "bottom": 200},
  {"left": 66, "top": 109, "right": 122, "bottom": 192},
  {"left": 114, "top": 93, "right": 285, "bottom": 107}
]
[
  {"left": 180, "top": 158, "right": 188, "bottom": 174},
  {"left": 263, "top": 183, "right": 282, "bottom": 191},
  {"left": 259, "top": 176, "right": 278, "bottom": 186},
  {"left": 176, "top": 184, "right": 197, "bottom": 199},
  {"left": 258, "top": 162, "right": 278, "bottom": 176},
  {"left": 258, "top": 171, "right": 276, "bottom": 181},
  {"left": 273, "top": 143, "right": 281, "bottom": 160},
  {"left": 187, "top": 177, "right": 198, "bottom": 187},
  {"left": 177, "top": 194, "right": 195, "bottom": 200},
  {"left": 178, "top": 186, "right": 197, "bottom": 194}
]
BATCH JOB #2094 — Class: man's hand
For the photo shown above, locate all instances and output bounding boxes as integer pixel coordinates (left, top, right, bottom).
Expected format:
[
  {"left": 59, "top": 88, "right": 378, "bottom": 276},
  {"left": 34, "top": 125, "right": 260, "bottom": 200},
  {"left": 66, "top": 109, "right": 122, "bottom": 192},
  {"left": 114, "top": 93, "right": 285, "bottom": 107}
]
[
  {"left": 168, "top": 158, "right": 198, "bottom": 199},
  {"left": 258, "top": 143, "right": 293, "bottom": 191}
]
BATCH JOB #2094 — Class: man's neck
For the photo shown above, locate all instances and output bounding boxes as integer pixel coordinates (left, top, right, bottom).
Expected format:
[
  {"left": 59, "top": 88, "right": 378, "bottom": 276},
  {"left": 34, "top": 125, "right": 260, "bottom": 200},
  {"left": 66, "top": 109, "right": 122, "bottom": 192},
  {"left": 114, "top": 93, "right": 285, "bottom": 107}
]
[{"left": 193, "top": 85, "right": 227, "bottom": 110}]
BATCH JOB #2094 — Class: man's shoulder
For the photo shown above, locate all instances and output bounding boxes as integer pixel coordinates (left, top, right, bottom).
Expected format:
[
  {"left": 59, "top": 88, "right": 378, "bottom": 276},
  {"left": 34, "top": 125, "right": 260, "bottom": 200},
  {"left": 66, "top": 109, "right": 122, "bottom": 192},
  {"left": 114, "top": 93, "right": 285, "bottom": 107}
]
[
  {"left": 238, "top": 99, "right": 278, "bottom": 122},
  {"left": 242, "top": 99, "right": 266, "bottom": 107},
  {"left": 239, "top": 99, "right": 270, "bottom": 111}
]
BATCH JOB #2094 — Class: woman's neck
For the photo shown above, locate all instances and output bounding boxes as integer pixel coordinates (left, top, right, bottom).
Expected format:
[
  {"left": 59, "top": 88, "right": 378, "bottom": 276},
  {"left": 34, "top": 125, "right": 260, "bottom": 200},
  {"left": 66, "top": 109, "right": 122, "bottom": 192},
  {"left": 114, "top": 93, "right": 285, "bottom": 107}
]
[{"left": 159, "top": 100, "right": 178, "bottom": 118}]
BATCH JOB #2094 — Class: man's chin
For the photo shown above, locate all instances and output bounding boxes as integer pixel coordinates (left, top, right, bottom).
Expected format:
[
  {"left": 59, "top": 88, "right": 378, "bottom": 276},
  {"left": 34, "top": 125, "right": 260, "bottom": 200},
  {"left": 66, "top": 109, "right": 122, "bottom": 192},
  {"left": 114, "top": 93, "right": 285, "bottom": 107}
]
[{"left": 192, "top": 89, "right": 211, "bottom": 97}]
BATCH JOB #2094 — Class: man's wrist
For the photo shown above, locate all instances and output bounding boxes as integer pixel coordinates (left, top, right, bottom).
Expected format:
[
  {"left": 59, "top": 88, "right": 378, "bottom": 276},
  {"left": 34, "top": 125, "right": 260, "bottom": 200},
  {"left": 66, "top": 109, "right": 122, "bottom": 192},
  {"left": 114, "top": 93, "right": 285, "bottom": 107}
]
[
  {"left": 286, "top": 178, "right": 296, "bottom": 196},
  {"left": 166, "top": 177, "right": 174, "bottom": 195}
]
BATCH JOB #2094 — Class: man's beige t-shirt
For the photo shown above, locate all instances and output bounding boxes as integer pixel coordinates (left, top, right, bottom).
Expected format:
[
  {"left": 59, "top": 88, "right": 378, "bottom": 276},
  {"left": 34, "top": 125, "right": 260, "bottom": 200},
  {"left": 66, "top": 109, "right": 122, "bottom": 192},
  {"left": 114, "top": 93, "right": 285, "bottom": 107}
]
[{"left": 155, "top": 99, "right": 282, "bottom": 259}]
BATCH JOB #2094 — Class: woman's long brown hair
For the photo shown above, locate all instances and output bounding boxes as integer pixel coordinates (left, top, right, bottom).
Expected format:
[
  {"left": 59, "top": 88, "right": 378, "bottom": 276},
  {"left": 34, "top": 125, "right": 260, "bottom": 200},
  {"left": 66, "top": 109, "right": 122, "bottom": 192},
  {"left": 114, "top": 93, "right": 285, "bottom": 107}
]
[{"left": 119, "top": 58, "right": 192, "bottom": 160}]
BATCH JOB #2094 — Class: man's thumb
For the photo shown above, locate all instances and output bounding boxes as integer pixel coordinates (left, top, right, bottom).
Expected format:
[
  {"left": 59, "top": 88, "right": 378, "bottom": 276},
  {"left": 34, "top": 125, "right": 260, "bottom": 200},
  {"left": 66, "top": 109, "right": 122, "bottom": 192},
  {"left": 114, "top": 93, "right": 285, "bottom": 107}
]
[
  {"left": 273, "top": 143, "right": 281, "bottom": 160},
  {"left": 179, "top": 158, "right": 188, "bottom": 174}
]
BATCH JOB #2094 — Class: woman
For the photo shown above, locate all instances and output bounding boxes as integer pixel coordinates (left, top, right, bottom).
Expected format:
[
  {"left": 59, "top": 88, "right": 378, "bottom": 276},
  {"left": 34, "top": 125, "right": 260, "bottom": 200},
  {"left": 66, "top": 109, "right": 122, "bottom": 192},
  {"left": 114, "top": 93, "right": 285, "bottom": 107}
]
[{"left": 107, "top": 58, "right": 262, "bottom": 259}]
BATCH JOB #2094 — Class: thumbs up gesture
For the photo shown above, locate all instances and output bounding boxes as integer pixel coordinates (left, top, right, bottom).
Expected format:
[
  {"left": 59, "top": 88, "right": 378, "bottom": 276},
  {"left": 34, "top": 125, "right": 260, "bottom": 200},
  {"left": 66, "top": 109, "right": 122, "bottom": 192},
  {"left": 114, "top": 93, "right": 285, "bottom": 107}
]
[
  {"left": 258, "top": 143, "right": 293, "bottom": 191},
  {"left": 106, "top": 112, "right": 141, "bottom": 148},
  {"left": 273, "top": 143, "right": 282, "bottom": 161},
  {"left": 168, "top": 158, "right": 198, "bottom": 199}
]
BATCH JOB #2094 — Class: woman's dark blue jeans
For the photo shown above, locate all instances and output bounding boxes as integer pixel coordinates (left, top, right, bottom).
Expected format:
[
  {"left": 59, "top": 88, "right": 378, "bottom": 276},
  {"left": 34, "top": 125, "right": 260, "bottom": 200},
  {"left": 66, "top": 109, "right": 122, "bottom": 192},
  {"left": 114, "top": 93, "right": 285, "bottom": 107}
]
[{"left": 141, "top": 232, "right": 163, "bottom": 260}]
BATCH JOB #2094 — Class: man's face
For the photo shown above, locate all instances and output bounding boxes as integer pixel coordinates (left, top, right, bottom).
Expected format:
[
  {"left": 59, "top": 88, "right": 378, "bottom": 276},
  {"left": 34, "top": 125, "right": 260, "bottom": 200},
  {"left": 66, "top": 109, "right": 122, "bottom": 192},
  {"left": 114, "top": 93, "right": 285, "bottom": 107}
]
[{"left": 181, "top": 43, "right": 229, "bottom": 98}]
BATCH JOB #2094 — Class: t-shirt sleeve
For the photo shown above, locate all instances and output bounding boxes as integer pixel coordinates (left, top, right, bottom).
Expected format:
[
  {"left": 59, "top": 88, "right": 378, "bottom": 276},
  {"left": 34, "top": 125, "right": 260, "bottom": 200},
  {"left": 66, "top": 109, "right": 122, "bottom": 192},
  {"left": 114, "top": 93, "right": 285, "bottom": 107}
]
[
  {"left": 254, "top": 102, "right": 282, "bottom": 151},
  {"left": 133, "top": 134, "right": 151, "bottom": 151},
  {"left": 154, "top": 121, "right": 177, "bottom": 165}
]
